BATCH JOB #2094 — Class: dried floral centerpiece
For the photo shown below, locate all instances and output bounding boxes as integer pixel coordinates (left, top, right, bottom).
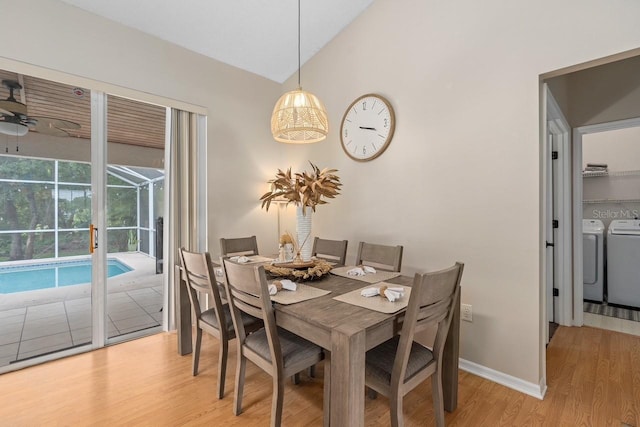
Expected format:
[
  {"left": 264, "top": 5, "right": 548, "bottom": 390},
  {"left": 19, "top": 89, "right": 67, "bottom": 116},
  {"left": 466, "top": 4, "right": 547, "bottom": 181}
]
[
  {"left": 264, "top": 259, "right": 333, "bottom": 281},
  {"left": 260, "top": 162, "right": 341, "bottom": 261},
  {"left": 260, "top": 162, "right": 342, "bottom": 212}
]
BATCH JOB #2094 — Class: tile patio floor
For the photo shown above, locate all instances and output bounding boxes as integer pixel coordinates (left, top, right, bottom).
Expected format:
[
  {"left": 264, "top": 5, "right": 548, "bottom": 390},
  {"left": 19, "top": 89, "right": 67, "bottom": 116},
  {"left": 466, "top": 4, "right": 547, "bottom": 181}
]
[{"left": 0, "top": 253, "right": 163, "bottom": 367}]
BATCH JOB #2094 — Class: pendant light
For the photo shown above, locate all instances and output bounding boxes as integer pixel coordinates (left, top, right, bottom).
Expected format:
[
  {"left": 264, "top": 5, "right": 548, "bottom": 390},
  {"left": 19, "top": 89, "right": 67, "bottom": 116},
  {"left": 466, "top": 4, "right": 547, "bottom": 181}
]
[{"left": 271, "top": 0, "right": 328, "bottom": 144}]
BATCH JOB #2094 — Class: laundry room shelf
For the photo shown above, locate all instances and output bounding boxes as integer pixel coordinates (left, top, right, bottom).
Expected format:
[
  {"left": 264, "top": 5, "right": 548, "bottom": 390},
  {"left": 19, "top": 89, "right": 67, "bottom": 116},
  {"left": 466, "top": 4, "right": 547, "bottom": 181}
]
[
  {"left": 583, "top": 198, "right": 640, "bottom": 204},
  {"left": 583, "top": 170, "right": 640, "bottom": 178},
  {"left": 582, "top": 171, "right": 608, "bottom": 177}
]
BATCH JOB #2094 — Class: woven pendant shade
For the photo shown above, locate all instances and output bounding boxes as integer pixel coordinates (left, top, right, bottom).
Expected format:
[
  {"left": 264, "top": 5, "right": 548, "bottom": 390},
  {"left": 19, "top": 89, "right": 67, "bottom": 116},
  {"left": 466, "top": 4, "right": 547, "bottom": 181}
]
[{"left": 271, "top": 88, "right": 328, "bottom": 144}]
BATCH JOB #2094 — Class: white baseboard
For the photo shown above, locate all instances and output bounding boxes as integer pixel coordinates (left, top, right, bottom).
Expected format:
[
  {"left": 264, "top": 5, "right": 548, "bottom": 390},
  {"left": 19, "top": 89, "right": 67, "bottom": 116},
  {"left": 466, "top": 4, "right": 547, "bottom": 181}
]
[{"left": 459, "top": 358, "right": 546, "bottom": 400}]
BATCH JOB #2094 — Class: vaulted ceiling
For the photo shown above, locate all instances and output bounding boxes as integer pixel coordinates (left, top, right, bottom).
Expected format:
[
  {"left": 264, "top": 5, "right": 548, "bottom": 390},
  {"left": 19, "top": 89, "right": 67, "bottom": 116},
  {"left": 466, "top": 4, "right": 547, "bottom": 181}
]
[{"left": 58, "top": 0, "right": 376, "bottom": 83}]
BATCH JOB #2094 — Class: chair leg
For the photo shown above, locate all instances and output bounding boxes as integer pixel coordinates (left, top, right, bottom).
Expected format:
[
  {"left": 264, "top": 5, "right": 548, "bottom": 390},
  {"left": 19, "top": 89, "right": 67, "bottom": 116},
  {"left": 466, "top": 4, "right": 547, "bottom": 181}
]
[
  {"left": 217, "top": 339, "right": 228, "bottom": 399},
  {"left": 292, "top": 372, "right": 300, "bottom": 385},
  {"left": 390, "top": 388, "right": 404, "bottom": 427},
  {"left": 431, "top": 370, "right": 445, "bottom": 427},
  {"left": 233, "top": 354, "right": 246, "bottom": 416},
  {"left": 192, "top": 327, "right": 202, "bottom": 376},
  {"left": 309, "top": 364, "right": 316, "bottom": 378},
  {"left": 271, "top": 375, "right": 285, "bottom": 427}
]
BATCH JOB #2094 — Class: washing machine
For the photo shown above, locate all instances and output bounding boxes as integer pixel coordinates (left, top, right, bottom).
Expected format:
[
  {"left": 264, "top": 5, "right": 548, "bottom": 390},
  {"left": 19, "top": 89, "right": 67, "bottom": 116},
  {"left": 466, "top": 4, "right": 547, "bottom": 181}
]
[
  {"left": 583, "top": 219, "right": 605, "bottom": 302},
  {"left": 607, "top": 219, "right": 640, "bottom": 308}
]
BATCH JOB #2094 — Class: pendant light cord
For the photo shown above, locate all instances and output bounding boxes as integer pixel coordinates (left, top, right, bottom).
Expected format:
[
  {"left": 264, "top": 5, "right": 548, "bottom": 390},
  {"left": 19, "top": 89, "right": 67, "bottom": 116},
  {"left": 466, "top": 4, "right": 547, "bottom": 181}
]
[{"left": 297, "top": 0, "right": 301, "bottom": 88}]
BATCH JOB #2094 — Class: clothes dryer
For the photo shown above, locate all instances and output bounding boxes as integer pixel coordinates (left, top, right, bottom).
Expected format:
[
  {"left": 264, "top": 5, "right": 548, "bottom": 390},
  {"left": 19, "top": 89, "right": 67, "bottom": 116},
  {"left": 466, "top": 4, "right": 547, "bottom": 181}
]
[
  {"left": 607, "top": 219, "right": 640, "bottom": 308},
  {"left": 583, "top": 219, "right": 604, "bottom": 302}
]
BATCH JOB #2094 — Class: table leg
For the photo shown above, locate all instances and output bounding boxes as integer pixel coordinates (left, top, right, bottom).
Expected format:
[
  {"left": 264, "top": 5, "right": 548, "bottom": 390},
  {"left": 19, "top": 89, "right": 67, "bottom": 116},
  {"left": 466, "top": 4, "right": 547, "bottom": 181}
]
[
  {"left": 323, "top": 350, "right": 331, "bottom": 427},
  {"left": 174, "top": 265, "right": 192, "bottom": 355},
  {"left": 330, "top": 324, "right": 366, "bottom": 427},
  {"left": 443, "top": 287, "right": 460, "bottom": 411}
]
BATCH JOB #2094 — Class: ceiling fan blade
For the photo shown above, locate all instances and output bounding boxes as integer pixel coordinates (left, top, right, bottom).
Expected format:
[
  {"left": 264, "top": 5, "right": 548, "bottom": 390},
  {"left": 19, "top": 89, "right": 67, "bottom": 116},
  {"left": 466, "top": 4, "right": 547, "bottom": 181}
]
[
  {"left": 0, "top": 107, "right": 15, "bottom": 117},
  {"left": 30, "top": 116, "right": 81, "bottom": 130},
  {"left": 31, "top": 120, "right": 71, "bottom": 137}
]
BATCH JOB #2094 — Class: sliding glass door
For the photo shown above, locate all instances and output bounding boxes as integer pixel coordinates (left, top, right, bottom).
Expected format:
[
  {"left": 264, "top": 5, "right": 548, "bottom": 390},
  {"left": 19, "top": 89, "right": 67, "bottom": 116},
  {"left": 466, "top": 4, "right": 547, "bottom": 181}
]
[
  {"left": 0, "top": 70, "right": 166, "bottom": 371},
  {"left": 105, "top": 94, "right": 165, "bottom": 340}
]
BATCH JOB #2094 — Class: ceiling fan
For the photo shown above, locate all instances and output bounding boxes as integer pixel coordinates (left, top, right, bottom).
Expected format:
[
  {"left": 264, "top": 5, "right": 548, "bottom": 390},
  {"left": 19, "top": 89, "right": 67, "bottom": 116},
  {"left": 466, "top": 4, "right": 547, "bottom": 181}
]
[{"left": 0, "top": 79, "right": 81, "bottom": 137}]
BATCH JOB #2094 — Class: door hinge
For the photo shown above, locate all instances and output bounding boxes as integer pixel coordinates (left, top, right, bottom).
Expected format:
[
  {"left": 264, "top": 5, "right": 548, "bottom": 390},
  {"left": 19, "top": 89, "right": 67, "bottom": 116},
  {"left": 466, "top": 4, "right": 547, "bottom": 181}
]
[
  {"left": 546, "top": 241, "right": 554, "bottom": 248},
  {"left": 553, "top": 288, "right": 559, "bottom": 297},
  {"left": 552, "top": 151, "right": 558, "bottom": 160},
  {"left": 552, "top": 220, "right": 559, "bottom": 228}
]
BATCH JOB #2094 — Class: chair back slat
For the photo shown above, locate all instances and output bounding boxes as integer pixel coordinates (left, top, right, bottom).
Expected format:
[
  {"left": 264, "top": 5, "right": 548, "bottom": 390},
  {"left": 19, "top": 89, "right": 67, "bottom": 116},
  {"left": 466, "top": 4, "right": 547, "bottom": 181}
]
[
  {"left": 220, "top": 236, "right": 259, "bottom": 257},
  {"left": 228, "top": 289, "right": 264, "bottom": 319},
  {"left": 356, "top": 241, "right": 403, "bottom": 272},
  {"left": 414, "top": 297, "right": 451, "bottom": 333},
  {"left": 417, "top": 265, "right": 461, "bottom": 307},
  {"left": 312, "top": 237, "right": 348, "bottom": 265},
  {"left": 183, "top": 271, "right": 212, "bottom": 294}
]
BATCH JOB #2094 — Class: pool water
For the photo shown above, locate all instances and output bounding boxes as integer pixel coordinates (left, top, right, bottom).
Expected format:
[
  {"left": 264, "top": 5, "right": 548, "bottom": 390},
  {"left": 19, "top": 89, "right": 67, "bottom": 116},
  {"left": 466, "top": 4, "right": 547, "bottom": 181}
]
[{"left": 0, "top": 259, "right": 132, "bottom": 294}]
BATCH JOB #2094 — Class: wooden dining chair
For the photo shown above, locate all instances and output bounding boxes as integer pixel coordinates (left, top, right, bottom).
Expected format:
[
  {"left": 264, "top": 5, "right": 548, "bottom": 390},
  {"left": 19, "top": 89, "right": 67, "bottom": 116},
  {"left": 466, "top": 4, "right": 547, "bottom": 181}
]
[
  {"left": 365, "top": 262, "right": 464, "bottom": 427},
  {"left": 311, "top": 237, "right": 348, "bottom": 265},
  {"left": 179, "top": 248, "right": 261, "bottom": 399},
  {"left": 222, "top": 258, "right": 324, "bottom": 427},
  {"left": 355, "top": 241, "right": 403, "bottom": 272},
  {"left": 220, "top": 235, "right": 259, "bottom": 257}
]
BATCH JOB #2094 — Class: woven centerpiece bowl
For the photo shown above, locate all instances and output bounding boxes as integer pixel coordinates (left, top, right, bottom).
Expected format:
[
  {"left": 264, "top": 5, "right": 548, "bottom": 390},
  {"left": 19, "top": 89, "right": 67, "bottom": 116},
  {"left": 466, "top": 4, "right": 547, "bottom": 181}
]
[{"left": 264, "top": 259, "right": 332, "bottom": 281}]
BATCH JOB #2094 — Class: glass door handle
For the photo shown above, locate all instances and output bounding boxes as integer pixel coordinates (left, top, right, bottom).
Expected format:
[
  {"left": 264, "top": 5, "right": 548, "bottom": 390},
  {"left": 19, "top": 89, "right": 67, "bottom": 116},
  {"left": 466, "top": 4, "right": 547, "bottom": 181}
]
[{"left": 90, "top": 224, "right": 98, "bottom": 253}]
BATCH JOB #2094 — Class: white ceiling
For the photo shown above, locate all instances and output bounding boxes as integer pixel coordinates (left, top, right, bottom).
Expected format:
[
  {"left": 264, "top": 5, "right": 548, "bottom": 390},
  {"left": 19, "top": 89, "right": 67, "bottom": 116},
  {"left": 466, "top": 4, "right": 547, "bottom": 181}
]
[{"left": 58, "top": 0, "right": 375, "bottom": 83}]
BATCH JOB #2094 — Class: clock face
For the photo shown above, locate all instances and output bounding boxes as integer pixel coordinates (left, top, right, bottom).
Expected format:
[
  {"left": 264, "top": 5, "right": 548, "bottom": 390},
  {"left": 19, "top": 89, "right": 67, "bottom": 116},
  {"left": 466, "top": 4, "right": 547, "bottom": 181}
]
[{"left": 340, "top": 94, "right": 395, "bottom": 161}]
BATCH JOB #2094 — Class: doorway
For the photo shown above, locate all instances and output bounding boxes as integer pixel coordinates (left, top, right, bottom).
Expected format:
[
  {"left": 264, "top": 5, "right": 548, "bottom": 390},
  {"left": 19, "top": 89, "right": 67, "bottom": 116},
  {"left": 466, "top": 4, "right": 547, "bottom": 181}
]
[
  {"left": 574, "top": 120, "right": 640, "bottom": 335},
  {"left": 542, "top": 49, "right": 640, "bottom": 341}
]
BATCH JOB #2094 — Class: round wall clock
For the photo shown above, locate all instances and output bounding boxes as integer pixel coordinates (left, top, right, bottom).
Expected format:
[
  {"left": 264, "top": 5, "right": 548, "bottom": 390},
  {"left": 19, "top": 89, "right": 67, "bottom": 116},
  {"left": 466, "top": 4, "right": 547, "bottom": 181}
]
[{"left": 340, "top": 93, "right": 395, "bottom": 161}]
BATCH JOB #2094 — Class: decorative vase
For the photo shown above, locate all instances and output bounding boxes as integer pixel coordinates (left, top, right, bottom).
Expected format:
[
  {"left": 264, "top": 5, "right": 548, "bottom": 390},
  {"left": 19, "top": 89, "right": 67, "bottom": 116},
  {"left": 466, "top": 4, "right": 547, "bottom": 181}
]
[{"left": 296, "top": 205, "right": 313, "bottom": 261}]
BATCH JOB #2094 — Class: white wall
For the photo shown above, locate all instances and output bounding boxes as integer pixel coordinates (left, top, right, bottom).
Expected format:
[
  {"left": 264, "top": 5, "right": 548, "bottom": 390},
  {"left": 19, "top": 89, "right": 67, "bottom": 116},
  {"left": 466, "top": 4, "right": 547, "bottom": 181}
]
[
  {"left": 583, "top": 127, "right": 640, "bottom": 228},
  {"left": 275, "top": 0, "right": 640, "bottom": 388},
  {"left": 0, "top": 0, "right": 284, "bottom": 254},
  {"left": 583, "top": 127, "right": 640, "bottom": 171}
]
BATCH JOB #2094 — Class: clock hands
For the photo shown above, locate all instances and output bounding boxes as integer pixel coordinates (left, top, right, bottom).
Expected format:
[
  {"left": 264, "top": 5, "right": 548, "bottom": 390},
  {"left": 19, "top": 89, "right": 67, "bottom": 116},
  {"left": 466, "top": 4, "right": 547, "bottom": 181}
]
[{"left": 359, "top": 126, "right": 376, "bottom": 131}]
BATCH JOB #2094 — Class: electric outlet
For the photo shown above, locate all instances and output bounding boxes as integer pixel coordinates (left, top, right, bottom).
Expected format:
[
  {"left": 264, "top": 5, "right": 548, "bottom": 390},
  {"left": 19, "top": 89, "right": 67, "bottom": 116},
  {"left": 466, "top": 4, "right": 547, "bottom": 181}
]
[{"left": 461, "top": 304, "right": 473, "bottom": 322}]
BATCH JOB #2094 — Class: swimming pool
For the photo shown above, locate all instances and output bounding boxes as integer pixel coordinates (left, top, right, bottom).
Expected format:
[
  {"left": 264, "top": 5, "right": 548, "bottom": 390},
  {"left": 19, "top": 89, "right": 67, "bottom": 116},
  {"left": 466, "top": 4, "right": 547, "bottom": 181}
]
[{"left": 0, "top": 259, "right": 133, "bottom": 294}]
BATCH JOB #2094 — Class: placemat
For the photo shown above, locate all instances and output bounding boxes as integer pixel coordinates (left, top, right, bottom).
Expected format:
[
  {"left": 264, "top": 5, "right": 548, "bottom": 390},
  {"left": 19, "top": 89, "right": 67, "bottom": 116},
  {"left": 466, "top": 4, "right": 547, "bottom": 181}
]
[
  {"left": 332, "top": 283, "right": 412, "bottom": 314},
  {"left": 269, "top": 283, "right": 331, "bottom": 305},
  {"left": 331, "top": 265, "right": 402, "bottom": 284}
]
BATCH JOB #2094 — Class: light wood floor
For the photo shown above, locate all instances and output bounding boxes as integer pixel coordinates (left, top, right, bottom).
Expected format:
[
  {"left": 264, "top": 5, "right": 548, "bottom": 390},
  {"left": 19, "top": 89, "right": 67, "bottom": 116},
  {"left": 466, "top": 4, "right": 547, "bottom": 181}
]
[{"left": 0, "top": 325, "right": 638, "bottom": 426}]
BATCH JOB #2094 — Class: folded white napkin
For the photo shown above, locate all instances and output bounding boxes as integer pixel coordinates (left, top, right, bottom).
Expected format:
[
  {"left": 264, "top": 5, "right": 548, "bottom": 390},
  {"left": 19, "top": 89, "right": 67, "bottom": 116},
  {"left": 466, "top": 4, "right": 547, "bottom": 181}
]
[
  {"left": 360, "top": 287, "right": 380, "bottom": 297},
  {"left": 384, "top": 289, "right": 403, "bottom": 302},
  {"left": 229, "top": 255, "right": 250, "bottom": 263},
  {"left": 280, "top": 279, "right": 297, "bottom": 291},
  {"left": 347, "top": 267, "right": 366, "bottom": 276},
  {"left": 268, "top": 284, "right": 278, "bottom": 295},
  {"left": 362, "top": 265, "right": 377, "bottom": 274}
]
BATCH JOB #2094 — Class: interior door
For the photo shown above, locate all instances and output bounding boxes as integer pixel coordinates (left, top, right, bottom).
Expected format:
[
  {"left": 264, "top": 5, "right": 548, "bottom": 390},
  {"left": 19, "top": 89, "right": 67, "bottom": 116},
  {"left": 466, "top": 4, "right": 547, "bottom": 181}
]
[{"left": 546, "top": 132, "right": 556, "bottom": 329}]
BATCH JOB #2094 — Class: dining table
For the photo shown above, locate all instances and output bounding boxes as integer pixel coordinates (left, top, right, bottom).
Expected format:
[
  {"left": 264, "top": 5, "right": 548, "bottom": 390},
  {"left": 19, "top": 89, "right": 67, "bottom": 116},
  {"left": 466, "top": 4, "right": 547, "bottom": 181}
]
[{"left": 174, "top": 260, "right": 460, "bottom": 427}]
